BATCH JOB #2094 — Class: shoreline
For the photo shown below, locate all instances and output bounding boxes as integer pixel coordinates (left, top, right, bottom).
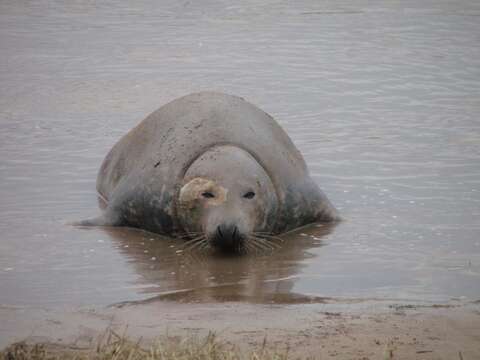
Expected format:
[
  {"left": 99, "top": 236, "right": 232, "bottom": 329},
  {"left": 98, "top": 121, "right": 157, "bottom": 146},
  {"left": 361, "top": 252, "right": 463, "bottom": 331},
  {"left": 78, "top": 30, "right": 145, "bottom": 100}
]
[{"left": 2, "top": 300, "right": 479, "bottom": 359}]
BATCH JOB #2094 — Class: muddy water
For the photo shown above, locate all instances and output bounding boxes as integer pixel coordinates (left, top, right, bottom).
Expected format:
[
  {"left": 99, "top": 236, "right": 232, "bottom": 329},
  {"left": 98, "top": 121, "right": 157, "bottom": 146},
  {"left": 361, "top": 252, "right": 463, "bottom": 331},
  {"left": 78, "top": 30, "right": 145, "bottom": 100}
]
[{"left": 1, "top": 0, "right": 480, "bottom": 315}]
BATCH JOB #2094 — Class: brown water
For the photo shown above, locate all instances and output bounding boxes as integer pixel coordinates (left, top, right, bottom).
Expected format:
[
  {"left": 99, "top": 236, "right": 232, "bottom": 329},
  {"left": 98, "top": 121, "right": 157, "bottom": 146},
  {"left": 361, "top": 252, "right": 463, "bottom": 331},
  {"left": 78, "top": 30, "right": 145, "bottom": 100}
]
[{"left": 1, "top": 0, "right": 480, "bottom": 314}]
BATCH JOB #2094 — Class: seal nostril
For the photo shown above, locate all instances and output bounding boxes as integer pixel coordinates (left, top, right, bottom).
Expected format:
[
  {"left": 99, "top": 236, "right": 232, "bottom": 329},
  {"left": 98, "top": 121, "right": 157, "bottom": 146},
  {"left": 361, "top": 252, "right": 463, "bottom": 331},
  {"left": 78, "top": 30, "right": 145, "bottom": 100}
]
[{"left": 216, "top": 226, "right": 223, "bottom": 238}]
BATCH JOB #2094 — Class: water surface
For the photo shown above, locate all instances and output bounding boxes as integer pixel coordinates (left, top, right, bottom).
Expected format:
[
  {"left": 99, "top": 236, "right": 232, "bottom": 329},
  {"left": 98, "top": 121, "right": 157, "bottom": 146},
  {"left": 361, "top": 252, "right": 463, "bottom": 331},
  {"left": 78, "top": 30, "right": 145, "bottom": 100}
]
[{"left": 1, "top": 0, "right": 480, "bottom": 311}]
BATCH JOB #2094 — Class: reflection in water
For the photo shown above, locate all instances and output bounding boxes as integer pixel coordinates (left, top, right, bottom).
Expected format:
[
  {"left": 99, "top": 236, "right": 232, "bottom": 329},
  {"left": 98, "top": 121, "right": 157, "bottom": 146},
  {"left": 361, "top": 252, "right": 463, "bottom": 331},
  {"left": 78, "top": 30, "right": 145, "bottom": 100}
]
[{"left": 102, "top": 224, "right": 336, "bottom": 304}]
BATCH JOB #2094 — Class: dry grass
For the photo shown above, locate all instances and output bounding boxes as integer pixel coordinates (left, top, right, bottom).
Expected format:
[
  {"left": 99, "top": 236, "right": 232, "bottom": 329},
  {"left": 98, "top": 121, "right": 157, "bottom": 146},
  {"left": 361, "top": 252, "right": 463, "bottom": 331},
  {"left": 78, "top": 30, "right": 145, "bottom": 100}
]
[{"left": 0, "top": 331, "right": 290, "bottom": 360}]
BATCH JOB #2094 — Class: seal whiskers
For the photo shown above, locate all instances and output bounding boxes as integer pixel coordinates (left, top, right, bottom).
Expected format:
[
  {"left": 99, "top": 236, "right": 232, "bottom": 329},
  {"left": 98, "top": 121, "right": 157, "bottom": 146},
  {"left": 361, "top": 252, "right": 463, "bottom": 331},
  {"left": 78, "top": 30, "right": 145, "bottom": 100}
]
[
  {"left": 247, "top": 236, "right": 278, "bottom": 252},
  {"left": 184, "top": 239, "right": 208, "bottom": 252},
  {"left": 182, "top": 235, "right": 208, "bottom": 251},
  {"left": 177, "top": 231, "right": 203, "bottom": 239},
  {"left": 252, "top": 232, "right": 285, "bottom": 243}
]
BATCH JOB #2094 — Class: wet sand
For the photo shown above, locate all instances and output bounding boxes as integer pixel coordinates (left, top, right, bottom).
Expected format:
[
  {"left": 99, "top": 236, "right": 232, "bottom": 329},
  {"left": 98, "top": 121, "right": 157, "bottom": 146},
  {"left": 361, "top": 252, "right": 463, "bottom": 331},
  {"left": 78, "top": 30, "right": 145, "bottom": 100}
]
[{"left": 2, "top": 301, "right": 480, "bottom": 359}]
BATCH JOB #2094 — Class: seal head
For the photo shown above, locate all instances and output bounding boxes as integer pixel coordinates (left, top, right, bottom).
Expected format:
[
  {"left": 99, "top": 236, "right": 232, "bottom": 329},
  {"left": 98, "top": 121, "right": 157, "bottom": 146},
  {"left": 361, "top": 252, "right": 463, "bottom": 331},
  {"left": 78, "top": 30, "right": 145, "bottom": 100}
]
[{"left": 177, "top": 145, "right": 278, "bottom": 253}]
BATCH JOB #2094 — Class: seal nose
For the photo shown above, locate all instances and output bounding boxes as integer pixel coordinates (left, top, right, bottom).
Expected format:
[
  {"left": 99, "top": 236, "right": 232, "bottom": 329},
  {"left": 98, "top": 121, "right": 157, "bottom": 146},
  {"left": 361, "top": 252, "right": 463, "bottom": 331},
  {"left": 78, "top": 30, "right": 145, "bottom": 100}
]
[
  {"left": 213, "top": 223, "right": 242, "bottom": 251},
  {"left": 217, "top": 223, "right": 238, "bottom": 240}
]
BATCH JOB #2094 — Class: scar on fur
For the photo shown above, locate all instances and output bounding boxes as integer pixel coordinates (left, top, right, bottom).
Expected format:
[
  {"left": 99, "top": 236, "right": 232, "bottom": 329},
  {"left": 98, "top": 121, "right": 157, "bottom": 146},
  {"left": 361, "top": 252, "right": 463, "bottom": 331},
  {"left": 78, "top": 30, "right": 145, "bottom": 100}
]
[{"left": 179, "top": 177, "right": 227, "bottom": 209}]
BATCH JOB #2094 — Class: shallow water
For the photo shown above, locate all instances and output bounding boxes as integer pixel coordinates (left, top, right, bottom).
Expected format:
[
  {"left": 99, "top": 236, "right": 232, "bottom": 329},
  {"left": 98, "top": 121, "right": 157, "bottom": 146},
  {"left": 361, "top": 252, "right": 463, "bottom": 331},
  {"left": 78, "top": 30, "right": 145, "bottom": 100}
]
[{"left": 1, "top": 0, "right": 480, "bottom": 312}]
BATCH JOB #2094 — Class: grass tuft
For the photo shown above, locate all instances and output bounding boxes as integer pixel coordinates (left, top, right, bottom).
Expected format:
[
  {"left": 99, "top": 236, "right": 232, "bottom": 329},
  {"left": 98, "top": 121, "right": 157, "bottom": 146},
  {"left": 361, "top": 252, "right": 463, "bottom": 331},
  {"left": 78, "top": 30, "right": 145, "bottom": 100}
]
[{"left": 1, "top": 331, "right": 290, "bottom": 360}]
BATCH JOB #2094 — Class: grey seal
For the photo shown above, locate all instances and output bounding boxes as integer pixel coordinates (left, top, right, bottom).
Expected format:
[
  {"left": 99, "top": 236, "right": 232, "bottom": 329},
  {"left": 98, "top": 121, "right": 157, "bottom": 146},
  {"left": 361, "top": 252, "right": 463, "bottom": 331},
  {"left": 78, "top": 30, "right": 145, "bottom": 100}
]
[{"left": 79, "top": 92, "right": 339, "bottom": 252}]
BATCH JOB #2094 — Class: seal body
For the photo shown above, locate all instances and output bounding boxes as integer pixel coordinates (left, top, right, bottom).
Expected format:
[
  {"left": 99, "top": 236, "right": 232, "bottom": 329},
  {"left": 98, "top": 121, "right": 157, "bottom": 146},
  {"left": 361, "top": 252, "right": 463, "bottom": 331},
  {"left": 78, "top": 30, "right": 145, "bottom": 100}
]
[{"left": 83, "top": 92, "right": 338, "bottom": 251}]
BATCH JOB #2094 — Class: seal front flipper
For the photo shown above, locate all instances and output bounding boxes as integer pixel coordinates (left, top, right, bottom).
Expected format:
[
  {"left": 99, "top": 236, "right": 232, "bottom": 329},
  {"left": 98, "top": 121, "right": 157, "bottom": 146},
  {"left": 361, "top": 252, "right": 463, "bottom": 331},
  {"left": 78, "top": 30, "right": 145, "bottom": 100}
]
[{"left": 71, "top": 210, "right": 121, "bottom": 227}]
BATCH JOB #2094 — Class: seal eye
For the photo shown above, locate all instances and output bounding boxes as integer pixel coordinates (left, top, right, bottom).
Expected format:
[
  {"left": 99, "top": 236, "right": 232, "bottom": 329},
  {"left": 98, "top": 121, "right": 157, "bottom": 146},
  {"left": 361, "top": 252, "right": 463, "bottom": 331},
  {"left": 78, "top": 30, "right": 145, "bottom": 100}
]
[
  {"left": 202, "top": 191, "right": 215, "bottom": 199},
  {"left": 243, "top": 191, "right": 255, "bottom": 199}
]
